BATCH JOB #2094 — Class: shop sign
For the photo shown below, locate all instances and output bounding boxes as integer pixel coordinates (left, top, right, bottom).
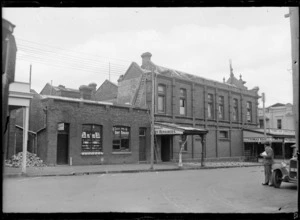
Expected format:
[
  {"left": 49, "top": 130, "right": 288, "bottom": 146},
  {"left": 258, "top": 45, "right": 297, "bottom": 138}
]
[
  {"left": 284, "top": 138, "right": 296, "bottom": 143},
  {"left": 243, "top": 137, "right": 283, "bottom": 143},
  {"left": 155, "top": 126, "right": 182, "bottom": 135},
  {"left": 58, "top": 123, "right": 64, "bottom": 131}
]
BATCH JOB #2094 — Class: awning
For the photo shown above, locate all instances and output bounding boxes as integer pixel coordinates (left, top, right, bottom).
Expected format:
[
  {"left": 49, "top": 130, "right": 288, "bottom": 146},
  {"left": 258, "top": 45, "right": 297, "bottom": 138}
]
[
  {"left": 155, "top": 122, "right": 208, "bottom": 136},
  {"left": 243, "top": 129, "right": 296, "bottom": 143}
]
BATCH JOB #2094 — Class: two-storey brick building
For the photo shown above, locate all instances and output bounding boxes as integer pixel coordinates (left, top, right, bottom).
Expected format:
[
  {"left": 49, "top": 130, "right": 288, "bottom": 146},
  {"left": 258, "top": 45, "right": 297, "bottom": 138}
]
[{"left": 117, "top": 52, "right": 260, "bottom": 162}]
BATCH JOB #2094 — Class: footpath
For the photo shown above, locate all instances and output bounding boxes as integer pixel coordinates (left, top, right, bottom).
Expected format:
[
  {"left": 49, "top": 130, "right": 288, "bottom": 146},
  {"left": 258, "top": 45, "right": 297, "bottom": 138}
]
[{"left": 3, "top": 161, "right": 262, "bottom": 178}]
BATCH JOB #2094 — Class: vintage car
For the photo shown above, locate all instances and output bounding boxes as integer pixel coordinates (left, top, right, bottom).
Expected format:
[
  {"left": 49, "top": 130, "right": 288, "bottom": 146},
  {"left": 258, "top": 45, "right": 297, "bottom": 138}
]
[{"left": 271, "top": 145, "right": 298, "bottom": 188}]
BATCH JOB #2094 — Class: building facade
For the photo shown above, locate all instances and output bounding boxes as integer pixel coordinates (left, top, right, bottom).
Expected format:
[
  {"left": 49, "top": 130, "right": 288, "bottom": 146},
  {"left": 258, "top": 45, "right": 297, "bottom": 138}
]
[
  {"left": 258, "top": 103, "right": 295, "bottom": 130},
  {"left": 117, "top": 52, "right": 260, "bottom": 162}
]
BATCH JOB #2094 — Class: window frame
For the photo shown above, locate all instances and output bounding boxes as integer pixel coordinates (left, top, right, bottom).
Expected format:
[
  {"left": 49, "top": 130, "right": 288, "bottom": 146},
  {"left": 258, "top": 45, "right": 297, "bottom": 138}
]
[
  {"left": 157, "top": 84, "right": 166, "bottom": 113},
  {"left": 233, "top": 98, "right": 238, "bottom": 121},
  {"left": 246, "top": 101, "right": 252, "bottom": 122},
  {"left": 277, "top": 119, "right": 282, "bottom": 129},
  {"left": 112, "top": 126, "right": 131, "bottom": 152},
  {"left": 218, "top": 96, "right": 224, "bottom": 120},
  {"left": 81, "top": 124, "right": 103, "bottom": 155},
  {"left": 207, "top": 93, "right": 214, "bottom": 119},
  {"left": 219, "top": 130, "right": 229, "bottom": 140},
  {"left": 179, "top": 88, "right": 187, "bottom": 116}
]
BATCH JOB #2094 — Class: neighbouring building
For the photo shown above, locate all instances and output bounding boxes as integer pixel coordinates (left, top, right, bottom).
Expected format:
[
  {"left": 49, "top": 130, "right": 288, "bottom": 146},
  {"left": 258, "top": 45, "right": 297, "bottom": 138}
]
[
  {"left": 258, "top": 103, "right": 295, "bottom": 130},
  {"left": 117, "top": 52, "right": 260, "bottom": 162},
  {"left": 95, "top": 79, "right": 118, "bottom": 103},
  {"left": 2, "top": 18, "right": 17, "bottom": 153},
  {"left": 243, "top": 103, "right": 296, "bottom": 161}
]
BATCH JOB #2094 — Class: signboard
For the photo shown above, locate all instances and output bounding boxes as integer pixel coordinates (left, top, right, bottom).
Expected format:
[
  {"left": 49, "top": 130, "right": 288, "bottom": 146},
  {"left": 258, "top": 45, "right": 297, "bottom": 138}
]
[
  {"left": 284, "top": 138, "right": 296, "bottom": 143},
  {"left": 58, "top": 123, "right": 64, "bottom": 131},
  {"left": 243, "top": 137, "right": 283, "bottom": 143},
  {"left": 155, "top": 126, "right": 182, "bottom": 135}
]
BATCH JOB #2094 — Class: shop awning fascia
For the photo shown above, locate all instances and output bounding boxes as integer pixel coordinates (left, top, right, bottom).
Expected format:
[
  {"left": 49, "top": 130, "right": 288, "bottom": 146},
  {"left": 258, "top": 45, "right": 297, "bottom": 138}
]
[
  {"left": 155, "top": 122, "right": 208, "bottom": 136},
  {"left": 243, "top": 128, "right": 296, "bottom": 143}
]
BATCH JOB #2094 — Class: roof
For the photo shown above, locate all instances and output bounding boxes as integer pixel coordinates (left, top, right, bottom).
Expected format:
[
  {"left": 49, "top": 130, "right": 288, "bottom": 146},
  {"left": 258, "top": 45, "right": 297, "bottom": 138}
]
[
  {"left": 243, "top": 128, "right": 295, "bottom": 138},
  {"left": 140, "top": 59, "right": 249, "bottom": 91},
  {"left": 269, "top": 103, "right": 286, "bottom": 108},
  {"left": 155, "top": 122, "right": 208, "bottom": 135}
]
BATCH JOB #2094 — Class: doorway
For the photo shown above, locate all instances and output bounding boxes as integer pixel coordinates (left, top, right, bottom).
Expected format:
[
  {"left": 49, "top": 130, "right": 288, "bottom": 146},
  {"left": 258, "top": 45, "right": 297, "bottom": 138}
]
[
  {"left": 161, "top": 135, "right": 172, "bottom": 162},
  {"left": 139, "top": 128, "right": 147, "bottom": 161},
  {"left": 56, "top": 123, "right": 69, "bottom": 165}
]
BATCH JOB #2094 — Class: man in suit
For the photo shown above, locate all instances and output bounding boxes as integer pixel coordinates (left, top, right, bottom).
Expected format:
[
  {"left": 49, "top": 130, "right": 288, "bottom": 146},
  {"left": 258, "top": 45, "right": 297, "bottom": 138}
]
[{"left": 261, "top": 143, "right": 274, "bottom": 186}]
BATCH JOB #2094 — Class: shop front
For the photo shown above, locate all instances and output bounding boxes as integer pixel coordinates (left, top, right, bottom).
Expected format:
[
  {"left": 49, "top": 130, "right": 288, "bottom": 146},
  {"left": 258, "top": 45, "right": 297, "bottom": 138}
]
[
  {"left": 243, "top": 128, "right": 296, "bottom": 161},
  {"left": 154, "top": 122, "right": 208, "bottom": 164}
]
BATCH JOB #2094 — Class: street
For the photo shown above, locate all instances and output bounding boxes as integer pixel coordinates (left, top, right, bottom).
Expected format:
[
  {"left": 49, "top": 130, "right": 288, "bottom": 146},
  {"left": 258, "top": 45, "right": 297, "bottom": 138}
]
[{"left": 3, "top": 166, "right": 297, "bottom": 213}]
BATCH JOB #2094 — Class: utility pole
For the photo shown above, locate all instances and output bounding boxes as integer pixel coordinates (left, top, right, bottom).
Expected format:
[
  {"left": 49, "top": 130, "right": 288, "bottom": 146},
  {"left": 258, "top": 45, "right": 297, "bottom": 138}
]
[
  {"left": 29, "top": 64, "right": 32, "bottom": 90},
  {"left": 150, "top": 69, "right": 155, "bottom": 170},
  {"left": 262, "top": 93, "right": 267, "bottom": 146},
  {"left": 109, "top": 62, "right": 111, "bottom": 81}
]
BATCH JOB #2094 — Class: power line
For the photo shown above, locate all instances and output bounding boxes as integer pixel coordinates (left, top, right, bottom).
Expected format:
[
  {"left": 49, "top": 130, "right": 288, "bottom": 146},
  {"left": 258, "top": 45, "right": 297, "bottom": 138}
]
[
  {"left": 16, "top": 37, "right": 132, "bottom": 63},
  {"left": 17, "top": 56, "right": 123, "bottom": 77},
  {"left": 17, "top": 43, "right": 129, "bottom": 70}
]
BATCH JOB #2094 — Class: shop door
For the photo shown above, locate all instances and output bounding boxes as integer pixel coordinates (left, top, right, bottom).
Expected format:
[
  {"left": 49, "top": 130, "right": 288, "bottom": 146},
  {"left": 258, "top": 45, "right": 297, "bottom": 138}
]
[
  {"left": 139, "top": 128, "right": 146, "bottom": 161},
  {"left": 57, "top": 123, "right": 69, "bottom": 165},
  {"left": 161, "top": 136, "right": 171, "bottom": 162}
]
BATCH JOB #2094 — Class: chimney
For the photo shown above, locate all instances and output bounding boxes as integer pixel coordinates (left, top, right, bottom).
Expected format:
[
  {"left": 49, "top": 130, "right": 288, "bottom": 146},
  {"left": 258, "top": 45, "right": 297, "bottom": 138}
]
[
  {"left": 141, "top": 52, "right": 152, "bottom": 69},
  {"left": 79, "top": 85, "right": 93, "bottom": 100},
  {"left": 88, "top": 82, "right": 97, "bottom": 100}
]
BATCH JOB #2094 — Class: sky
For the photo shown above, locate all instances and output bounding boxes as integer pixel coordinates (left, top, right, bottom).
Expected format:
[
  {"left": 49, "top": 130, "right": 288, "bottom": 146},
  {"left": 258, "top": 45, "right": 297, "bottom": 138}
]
[{"left": 2, "top": 7, "right": 293, "bottom": 107}]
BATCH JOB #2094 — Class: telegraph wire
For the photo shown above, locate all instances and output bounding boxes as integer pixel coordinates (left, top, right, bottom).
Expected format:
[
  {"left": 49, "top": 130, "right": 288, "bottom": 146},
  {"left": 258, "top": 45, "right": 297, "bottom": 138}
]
[
  {"left": 17, "top": 46, "right": 129, "bottom": 72},
  {"left": 17, "top": 56, "right": 123, "bottom": 77},
  {"left": 16, "top": 37, "right": 131, "bottom": 63}
]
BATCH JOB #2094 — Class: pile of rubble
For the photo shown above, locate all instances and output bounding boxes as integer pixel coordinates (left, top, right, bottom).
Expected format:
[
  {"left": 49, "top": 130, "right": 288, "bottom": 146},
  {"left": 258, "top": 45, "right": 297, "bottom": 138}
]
[{"left": 5, "top": 152, "right": 46, "bottom": 168}]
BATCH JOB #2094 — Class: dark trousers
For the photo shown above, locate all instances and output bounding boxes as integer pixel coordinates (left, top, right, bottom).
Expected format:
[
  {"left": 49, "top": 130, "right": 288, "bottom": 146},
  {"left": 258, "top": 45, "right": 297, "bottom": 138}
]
[{"left": 264, "top": 164, "right": 272, "bottom": 184}]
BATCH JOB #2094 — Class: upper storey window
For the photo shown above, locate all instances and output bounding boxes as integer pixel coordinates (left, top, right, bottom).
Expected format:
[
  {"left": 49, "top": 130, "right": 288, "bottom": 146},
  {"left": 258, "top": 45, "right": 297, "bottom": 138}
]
[
  {"left": 157, "top": 84, "right": 166, "bottom": 113},
  {"left": 246, "top": 101, "right": 252, "bottom": 122},
  {"left": 207, "top": 94, "right": 214, "bottom": 119},
  {"left": 179, "top": 88, "right": 186, "bottom": 115}
]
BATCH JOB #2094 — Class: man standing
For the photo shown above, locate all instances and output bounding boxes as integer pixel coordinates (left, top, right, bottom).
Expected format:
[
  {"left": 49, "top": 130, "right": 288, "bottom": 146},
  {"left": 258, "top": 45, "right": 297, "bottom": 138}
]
[{"left": 261, "top": 143, "right": 274, "bottom": 186}]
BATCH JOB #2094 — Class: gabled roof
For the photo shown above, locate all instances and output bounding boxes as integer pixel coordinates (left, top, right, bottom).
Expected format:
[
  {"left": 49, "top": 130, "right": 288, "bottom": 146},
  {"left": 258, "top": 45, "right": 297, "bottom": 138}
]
[{"left": 269, "top": 103, "right": 286, "bottom": 108}]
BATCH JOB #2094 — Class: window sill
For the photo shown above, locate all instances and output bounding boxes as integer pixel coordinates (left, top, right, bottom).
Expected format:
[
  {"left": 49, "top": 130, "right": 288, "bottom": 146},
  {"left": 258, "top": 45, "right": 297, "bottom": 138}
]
[
  {"left": 112, "top": 151, "right": 132, "bottom": 155},
  {"left": 219, "top": 138, "right": 230, "bottom": 141},
  {"left": 81, "top": 152, "right": 103, "bottom": 155}
]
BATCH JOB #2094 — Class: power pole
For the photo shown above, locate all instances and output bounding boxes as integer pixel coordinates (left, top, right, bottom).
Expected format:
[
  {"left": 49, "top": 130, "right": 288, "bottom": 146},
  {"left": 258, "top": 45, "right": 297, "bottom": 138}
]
[
  {"left": 109, "top": 62, "right": 111, "bottom": 81},
  {"left": 150, "top": 69, "right": 155, "bottom": 170},
  {"left": 262, "top": 92, "right": 267, "bottom": 146}
]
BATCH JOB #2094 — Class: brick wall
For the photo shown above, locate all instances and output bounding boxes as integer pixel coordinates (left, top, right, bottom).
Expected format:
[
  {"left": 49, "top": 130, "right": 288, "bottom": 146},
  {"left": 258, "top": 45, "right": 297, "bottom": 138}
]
[{"left": 39, "top": 98, "right": 150, "bottom": 165}]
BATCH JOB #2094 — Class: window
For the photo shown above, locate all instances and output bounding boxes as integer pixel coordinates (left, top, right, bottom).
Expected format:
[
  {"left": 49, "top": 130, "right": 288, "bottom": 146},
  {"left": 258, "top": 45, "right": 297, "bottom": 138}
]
[
  {"left": 277, "top": 119, "right": 282, "bottom": 129},
  {"left": 207, "top": 94, "right": 214, "bottom": 119},
  {"left": 219, "top": 131, "right": 229, "bottom": 139},
  {"left": 259, "top": 119, "right": 264, "bottom": 128},
  {"left": 179, "top": 88, "right": 186, "bottom": 115},
  {"left": 246, "top": 102, "right": 252, "bottom": 122},
  {"left": 81, "top": 124, "right": 102, "bottom": 154},
  {"left": 157, "top": 84, "right": 166, "bottom": 113},
  {"left": 139, "top": 128, "right": 146, "bottom": 136},
  {"left": 112, "top": 126, "right": 130, "bottom": 152},
  {"left": 233, "top": 98, "right": 238, "bottom": 121},
  {"left": 218, "top": 96, "right": 224, "bottom": 119}
]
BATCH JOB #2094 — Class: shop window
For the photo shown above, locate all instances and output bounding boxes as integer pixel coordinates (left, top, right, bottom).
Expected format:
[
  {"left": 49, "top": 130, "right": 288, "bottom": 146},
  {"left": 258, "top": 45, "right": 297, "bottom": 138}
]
[
  {"left": 246, "top": 101, "right": 252, "bottom": 122},
  {"left": 81, "top": 124, "right": 102, "bottom": 155},
  {"left": 277, "top": 119, "right": 282, "bottom": 129},
  {"left": 179, "top": 88, "right": 186, "bottom": 115},
  {"left": 218, "top": 96, "right": 224, "bottom": 120},
  {"left": 219, "top": 130, "right": 229, "bottom": 139},
  {"left": 233, "top": 98, "right": 238, "bottom": 121},
  {"left": 207, "top": 93, "right": 214, "bottom": 119},
  {"left": 112, "top": 126, "right": 130, "bottom": 152},
  {"left": 157, "top": 84, "right": 166, "bottom": 113}
]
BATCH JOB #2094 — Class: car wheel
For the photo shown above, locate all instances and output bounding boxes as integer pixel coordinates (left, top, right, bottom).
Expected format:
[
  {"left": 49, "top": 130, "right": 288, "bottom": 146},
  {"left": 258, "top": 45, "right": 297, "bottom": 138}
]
[{"left": 272, "top": 170, "right": 282, "bottom": 188}]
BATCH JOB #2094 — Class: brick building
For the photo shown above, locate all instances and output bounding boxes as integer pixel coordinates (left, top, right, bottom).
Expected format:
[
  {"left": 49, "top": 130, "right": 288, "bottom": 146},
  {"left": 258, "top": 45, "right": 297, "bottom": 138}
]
[
  {"left": 117, "top": 52, "right": 260, "bottom": 162},
  {"left": 36, "top": 95, "right": 150, "bottom": 165},
  {"left": 10, "top": 81, "right": 151, "bottom": 165},
  {"left": 95, "top": 79, "right": 118, "bottom": 102}
]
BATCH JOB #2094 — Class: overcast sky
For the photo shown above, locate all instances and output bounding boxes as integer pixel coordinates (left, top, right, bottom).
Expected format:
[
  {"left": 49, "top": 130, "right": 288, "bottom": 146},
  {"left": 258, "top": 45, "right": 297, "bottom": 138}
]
[{"left": 3, "top": 7, "right": 293, "bottom": 107}]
